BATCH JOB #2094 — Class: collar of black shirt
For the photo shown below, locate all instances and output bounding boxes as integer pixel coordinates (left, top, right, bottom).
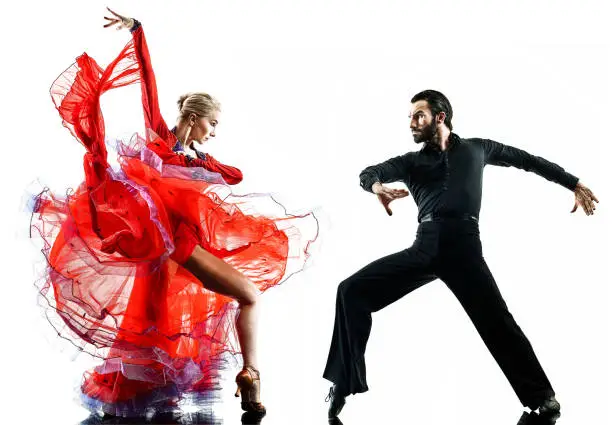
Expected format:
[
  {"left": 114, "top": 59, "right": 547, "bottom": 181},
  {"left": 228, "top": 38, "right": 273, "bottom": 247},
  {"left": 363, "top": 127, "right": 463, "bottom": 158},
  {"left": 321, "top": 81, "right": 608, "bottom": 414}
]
[{"left": 421, "top": 132, "right": 461, "bottom": 154}]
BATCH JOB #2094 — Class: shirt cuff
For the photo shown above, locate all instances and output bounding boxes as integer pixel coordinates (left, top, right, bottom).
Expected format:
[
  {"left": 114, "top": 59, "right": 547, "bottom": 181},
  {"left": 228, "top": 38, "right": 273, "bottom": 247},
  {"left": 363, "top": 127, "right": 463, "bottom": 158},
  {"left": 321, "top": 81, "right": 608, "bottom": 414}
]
[
  {"left": 560, "top": 173, "right": 580, "bottom": 191},
  {"left": 359, "top": 175, "right": 378, "bottom": 193}
]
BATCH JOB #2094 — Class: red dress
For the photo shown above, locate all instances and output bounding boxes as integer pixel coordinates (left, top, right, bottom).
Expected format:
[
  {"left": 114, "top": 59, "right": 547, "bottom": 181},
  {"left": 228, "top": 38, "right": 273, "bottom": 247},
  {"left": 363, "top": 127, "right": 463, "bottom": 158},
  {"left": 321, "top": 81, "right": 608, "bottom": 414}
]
[{"left": 31, "top": 24, "right": 317, "bottom": 417}]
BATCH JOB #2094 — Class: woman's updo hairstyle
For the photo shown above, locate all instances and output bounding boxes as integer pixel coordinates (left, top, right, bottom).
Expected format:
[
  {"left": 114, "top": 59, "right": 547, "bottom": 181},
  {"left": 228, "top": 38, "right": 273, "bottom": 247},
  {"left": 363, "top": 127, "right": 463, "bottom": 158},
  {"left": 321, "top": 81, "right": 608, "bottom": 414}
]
[{"left": 177, "top": 92, "right": 221, "bottom": 121}]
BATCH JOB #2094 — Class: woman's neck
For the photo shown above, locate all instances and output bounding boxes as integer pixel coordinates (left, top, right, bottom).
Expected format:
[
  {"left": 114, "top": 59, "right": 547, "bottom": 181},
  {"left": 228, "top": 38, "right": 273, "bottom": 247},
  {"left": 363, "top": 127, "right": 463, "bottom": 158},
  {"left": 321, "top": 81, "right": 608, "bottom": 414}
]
[{"left": 174, "top": 122, "right": 192, "bottom": 149}]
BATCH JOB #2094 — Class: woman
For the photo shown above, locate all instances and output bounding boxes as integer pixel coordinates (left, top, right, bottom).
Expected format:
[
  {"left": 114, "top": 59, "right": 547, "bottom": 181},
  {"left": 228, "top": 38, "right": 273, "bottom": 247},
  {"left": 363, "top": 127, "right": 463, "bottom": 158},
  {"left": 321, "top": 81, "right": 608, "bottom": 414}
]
[{"left": 31, "top": 8, "right": 316, "bottom": 418}]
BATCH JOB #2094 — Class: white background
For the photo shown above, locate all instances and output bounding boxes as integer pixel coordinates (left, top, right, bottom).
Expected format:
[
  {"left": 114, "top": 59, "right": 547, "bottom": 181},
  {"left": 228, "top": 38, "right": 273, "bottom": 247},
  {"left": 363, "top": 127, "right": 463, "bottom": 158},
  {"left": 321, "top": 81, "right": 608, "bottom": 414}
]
[{"left": 1, "top": 0, "right": 611, "bottom": 424}]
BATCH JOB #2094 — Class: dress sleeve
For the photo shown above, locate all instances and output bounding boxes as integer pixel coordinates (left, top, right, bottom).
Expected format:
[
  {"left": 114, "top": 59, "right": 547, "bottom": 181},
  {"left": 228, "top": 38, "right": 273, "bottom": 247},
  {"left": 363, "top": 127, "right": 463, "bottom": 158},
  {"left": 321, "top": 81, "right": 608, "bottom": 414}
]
[
  {"left": 191, "top": 153, "right": 243, "bottom": 185},
  {"left": 146, "top": 141, "right": 243, "bottom": 185},
  {"left": 482, "top": 139, "right": 579, "bottom": 191},
  {"left": 130, "top": 21, "right": 242, "bottom": 185},
  {"left": 130, "top": 21, "right": 174, "bottom": 144}
]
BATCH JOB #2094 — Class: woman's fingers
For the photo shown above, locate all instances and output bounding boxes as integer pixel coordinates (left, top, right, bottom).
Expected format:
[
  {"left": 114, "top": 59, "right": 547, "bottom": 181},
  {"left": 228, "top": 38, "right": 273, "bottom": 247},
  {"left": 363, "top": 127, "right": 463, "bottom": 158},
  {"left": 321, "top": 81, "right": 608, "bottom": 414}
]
[{"left": 106, "top": 7, "right": 124, "bottom": 19}]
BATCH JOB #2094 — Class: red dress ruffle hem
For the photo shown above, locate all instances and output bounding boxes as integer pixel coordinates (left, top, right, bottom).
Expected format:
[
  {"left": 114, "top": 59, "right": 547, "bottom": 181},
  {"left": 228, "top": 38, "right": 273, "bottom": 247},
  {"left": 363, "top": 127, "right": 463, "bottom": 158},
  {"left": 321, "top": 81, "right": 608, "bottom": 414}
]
[{"left": 30, "top": 25, "right": 318, "bottom": 417}]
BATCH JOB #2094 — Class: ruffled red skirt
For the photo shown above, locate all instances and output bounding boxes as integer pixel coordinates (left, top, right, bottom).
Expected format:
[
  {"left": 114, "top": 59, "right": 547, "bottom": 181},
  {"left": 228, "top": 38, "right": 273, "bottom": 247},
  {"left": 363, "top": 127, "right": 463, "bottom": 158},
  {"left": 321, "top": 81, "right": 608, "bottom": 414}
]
[{"left": 30, "top": 41, "right": 316, "bottom": 417}]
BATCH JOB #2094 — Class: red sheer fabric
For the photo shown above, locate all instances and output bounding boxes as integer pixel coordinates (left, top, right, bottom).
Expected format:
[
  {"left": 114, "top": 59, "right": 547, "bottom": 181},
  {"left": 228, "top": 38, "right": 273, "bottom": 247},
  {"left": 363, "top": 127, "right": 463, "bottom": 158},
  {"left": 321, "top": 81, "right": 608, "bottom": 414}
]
[{"left": 31, "top": 26, "right": 317, "bottom": 416}]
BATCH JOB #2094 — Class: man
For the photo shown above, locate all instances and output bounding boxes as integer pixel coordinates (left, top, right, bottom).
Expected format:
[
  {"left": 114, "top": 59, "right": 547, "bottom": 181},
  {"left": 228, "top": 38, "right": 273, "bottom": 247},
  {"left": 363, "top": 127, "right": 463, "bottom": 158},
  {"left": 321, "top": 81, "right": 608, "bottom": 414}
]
[{"left": 323, "top": 90, "right": 598, "bottom": 421}]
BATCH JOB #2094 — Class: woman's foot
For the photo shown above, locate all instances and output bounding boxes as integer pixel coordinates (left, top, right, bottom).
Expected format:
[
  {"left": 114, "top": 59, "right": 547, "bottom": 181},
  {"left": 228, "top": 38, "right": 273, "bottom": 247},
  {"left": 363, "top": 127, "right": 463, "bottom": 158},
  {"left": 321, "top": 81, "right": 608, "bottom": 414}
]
[{"left": 235, "top": 366, "right": 266, "bottom": 416}]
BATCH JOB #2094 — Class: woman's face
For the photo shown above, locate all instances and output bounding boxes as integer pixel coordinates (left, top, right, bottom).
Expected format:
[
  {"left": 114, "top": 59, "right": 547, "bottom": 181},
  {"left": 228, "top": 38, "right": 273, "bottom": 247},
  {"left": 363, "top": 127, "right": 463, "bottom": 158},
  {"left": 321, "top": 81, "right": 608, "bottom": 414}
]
[{"left": 190, "top": 110, "right": 219, "bottom": 144}]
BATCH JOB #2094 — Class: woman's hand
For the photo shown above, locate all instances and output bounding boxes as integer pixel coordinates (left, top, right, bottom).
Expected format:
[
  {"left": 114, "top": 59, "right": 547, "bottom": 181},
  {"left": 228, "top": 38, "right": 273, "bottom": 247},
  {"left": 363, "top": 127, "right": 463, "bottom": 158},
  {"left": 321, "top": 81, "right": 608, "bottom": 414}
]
[{"left": 103, "top": 7, "right": 135, "bottom": 31}]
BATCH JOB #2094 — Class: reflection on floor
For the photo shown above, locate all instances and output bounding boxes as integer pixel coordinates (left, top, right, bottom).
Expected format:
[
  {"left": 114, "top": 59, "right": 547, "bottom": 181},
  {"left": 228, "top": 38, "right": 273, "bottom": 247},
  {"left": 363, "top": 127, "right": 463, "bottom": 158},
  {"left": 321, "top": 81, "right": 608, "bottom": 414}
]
[
  {"left": 516, "top": 411, "right": 561, "bottom": 425},
  {"left": 75, "top": 405, "right": 563, "bottom": 425},
  {"left": 79, "top": 410, "right": 265, "bottom": 425},
  {"left": 327, "top": 410, "right": 561, "bottom": 425},
  {"left": 75, "top": 407, "right": 562, "bottom": 425},
  {"left": 73, "top": 394, "right": 562, "bottom": 425},
  {"left": 76, "top": 391, "right": 266, "bottom": 425}
]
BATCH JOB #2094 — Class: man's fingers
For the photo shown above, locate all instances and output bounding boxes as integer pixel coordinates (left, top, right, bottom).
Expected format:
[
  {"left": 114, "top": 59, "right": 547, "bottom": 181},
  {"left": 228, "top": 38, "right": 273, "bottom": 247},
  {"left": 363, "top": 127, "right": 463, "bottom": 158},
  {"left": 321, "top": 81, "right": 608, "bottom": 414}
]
[
  {"left": 578, "top": 198, "right": 589, "bottom": 215},
  {"left": 589, "top": 197, "right": 597, "bottom": 213},
  {"left": 103, "top": 20, "right": 117, "bottom": 28},
  {"left": 581, "top": 197, "right": 594, "bottom": 216},
  {"left": 571, "top": 201, "right": 578, "bottom": 213},
  {"left": 376, "top": 189, "right": 407, "bottom": 215},
  {"left": 386, "top": 189, "right": 409, "bottom": 200},
  {"left": 582, "top": 188, "right": 599, "bottom": 204},
  {"left": 377, "top": 196, "right": 392, "bottom": 216},
  {"left": 379, "top": 187, "right": 408, "bottom": 194},
  {"left": 586, "top": 197, "right": 595, "bottom": 215},
  {"left": 582, "top": 201, "right": 590, "bottom": 216}
]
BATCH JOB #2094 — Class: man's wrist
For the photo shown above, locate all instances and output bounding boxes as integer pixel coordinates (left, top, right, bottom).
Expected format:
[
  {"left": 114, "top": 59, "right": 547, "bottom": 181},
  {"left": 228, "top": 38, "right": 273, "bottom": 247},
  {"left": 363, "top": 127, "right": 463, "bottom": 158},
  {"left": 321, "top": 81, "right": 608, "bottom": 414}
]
[
  {"left": 573, "top": 180, "right": 583, "bottom": 192},
  {"left": 371, "top": 182, "right": 382, "bottom": 193}
]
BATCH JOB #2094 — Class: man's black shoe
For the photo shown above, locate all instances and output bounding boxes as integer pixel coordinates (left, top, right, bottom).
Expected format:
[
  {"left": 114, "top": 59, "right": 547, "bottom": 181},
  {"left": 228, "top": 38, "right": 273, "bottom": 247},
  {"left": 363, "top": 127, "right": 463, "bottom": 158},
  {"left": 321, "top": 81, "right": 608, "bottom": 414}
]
[
  {"left": 325, "top": 385, "right": 347, "bottom": 419},
  {"left": 538, "top": 396, "right": 561, "bottom": 417}
]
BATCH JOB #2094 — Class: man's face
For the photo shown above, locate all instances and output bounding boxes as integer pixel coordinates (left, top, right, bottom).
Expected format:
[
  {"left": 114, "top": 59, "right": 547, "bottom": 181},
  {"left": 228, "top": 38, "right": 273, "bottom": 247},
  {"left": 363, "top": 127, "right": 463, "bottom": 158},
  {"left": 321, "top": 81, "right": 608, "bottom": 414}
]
[{"left": 409, "top": 100, "right": 437, "bottom": 143}]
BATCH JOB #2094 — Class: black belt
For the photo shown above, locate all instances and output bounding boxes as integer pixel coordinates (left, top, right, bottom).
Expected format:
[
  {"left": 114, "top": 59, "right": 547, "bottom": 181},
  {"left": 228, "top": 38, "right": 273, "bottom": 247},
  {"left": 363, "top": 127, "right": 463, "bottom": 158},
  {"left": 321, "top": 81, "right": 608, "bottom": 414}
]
[{"left": 419, "top": 213, "right": 478, "bottom": 223}]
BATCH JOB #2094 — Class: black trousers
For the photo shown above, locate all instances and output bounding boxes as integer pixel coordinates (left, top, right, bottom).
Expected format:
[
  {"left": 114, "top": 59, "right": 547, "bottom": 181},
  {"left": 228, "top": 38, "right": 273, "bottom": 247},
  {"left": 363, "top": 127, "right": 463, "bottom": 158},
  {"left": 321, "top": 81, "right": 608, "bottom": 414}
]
[{"left": 323, "top": 219, "right": 554, "bottom": 409}]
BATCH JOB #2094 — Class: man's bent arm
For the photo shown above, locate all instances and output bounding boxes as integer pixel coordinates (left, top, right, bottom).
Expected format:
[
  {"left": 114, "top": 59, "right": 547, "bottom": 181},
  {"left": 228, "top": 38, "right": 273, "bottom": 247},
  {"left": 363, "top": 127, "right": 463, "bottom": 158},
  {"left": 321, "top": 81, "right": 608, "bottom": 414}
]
[{"left": 359, "top": 153, "right": 414, "bottom": 193}]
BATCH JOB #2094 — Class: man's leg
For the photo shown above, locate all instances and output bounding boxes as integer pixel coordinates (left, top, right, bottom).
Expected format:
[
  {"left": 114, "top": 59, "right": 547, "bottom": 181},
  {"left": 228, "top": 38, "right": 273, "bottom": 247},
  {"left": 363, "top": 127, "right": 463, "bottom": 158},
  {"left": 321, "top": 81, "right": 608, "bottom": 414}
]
[
  {"left": 323, "top": 245, "right": 437, "bottom": 395},
  {"left": 438, "top": 238, "right": 555, "bottom": 409}
]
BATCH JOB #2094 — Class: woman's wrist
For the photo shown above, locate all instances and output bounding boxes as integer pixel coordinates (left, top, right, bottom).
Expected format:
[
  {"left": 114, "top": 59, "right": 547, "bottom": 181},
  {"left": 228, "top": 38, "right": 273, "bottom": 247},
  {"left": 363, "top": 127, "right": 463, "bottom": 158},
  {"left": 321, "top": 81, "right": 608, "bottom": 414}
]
[{"left": 129, "top": 18, "right": 141, "bottom": 33}]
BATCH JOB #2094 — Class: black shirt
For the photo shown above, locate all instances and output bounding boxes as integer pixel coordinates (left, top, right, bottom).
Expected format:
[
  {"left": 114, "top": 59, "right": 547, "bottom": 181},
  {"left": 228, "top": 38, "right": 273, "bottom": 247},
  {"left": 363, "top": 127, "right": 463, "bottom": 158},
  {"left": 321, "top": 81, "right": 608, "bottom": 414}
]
[{"left": 359, "top": 133, "right": 579, "bottom": 222}]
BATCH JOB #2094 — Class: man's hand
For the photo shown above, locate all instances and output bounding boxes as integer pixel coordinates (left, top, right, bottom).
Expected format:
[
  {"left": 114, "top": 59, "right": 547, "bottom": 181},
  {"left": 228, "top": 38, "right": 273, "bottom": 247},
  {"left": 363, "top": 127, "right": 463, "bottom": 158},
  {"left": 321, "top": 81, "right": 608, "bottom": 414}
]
[
  {"left": 571, "top": 181, "right": 599, "bottom": 216},
  {"left": 372, "top": 182, "right": 410, "bottom": 216}
]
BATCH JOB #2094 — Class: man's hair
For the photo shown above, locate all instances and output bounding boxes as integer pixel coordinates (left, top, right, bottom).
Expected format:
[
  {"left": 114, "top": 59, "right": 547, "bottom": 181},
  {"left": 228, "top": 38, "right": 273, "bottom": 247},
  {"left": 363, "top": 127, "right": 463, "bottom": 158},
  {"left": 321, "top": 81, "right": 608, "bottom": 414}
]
[{"left": 411, "top": 90, "right": 453, "bottom": 131}]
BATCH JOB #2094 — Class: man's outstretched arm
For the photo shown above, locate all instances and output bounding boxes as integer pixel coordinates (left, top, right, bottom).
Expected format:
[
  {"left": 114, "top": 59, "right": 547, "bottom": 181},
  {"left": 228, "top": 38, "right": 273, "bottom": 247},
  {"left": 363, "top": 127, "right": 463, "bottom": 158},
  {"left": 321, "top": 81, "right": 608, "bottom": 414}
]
[{"left": 482, "top": 139, "right": 598, "bottom": 215}]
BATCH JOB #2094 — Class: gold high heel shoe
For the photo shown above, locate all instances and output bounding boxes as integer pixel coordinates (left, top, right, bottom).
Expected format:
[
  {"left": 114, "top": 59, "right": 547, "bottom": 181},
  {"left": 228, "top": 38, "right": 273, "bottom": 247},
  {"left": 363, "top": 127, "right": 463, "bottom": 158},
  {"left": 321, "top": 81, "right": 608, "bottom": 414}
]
[{"left": 235, "top": 366, "right": 266, "bottom": 415}]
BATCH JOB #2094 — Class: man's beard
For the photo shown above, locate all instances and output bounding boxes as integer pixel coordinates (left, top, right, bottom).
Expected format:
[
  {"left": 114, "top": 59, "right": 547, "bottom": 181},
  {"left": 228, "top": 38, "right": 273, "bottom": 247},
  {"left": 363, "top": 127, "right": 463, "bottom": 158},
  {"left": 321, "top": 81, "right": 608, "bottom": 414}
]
[{"left": 412, "top": 120, "right": 437, "bottom": 144}]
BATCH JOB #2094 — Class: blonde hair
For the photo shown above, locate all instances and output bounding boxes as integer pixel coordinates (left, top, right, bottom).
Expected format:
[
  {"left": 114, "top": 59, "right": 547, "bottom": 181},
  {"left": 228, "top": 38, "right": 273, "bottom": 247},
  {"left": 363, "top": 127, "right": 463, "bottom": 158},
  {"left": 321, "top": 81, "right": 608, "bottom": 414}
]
[{"left": 177, "top": 92, "right": 221, "bottom": 121}]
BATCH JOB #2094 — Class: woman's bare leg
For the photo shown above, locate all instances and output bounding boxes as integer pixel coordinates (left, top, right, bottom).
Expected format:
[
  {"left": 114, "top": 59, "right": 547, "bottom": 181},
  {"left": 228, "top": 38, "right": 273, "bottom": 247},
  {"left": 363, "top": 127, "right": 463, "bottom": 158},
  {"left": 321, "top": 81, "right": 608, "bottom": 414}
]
[{"left": 183, "top": 246, "right": 259, "bottom": 368}]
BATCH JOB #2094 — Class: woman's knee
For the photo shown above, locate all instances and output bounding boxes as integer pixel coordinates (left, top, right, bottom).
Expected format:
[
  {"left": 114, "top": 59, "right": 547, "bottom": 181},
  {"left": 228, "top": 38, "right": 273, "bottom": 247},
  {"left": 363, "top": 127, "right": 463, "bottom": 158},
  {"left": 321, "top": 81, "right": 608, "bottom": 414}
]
[{"left": 236, "top": 278, "right": 258, "bottom": 306}]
